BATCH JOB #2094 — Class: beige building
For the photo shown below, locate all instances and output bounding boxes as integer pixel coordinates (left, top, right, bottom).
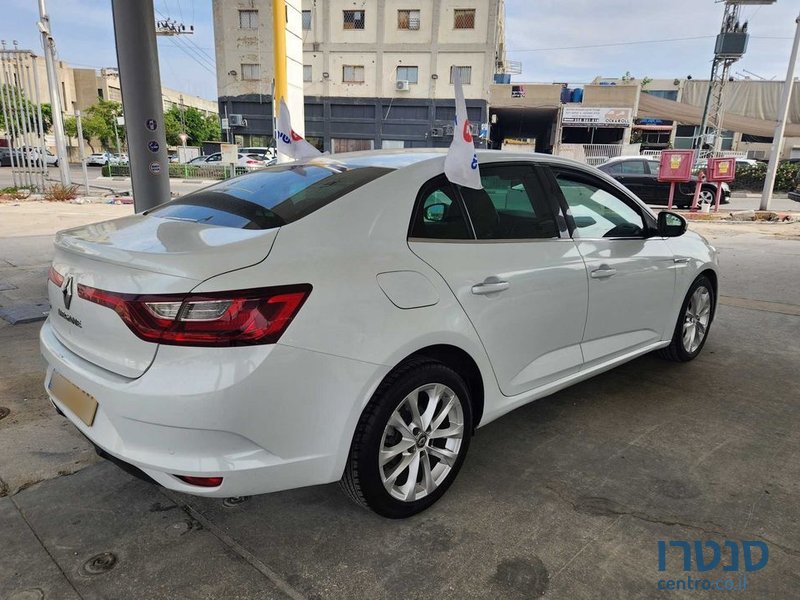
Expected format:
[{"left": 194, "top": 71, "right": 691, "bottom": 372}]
[{"left": 212, "top": 0, "right": 507, "bottom": 151}]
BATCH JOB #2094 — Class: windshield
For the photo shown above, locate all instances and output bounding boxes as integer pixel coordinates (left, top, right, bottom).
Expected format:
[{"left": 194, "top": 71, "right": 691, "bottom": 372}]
[{"left": 147, "top": 164, "right": 392, "bottom": 229}]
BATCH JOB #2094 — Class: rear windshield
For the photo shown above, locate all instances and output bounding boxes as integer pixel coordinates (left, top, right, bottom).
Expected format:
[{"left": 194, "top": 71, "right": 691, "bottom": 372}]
[{"left": 147, "top": 164, "right": 392, "bottom": 229}]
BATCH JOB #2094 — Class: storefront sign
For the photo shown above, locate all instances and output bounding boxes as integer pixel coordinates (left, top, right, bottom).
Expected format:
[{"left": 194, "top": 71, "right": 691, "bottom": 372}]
[{"left": 562, "top": 106, "right": 632, "bottom": 127}]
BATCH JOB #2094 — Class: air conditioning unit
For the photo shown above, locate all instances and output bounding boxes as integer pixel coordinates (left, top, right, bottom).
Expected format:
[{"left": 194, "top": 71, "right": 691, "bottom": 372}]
[
  {"left": 430, "top": 127, "right": 444, "bottom": 138},
  {"left": 228, "top": 114, "right": 245, "bottom": 127},
  {"left": 395, "top": 80, "right": 411, "bottom": 91}
]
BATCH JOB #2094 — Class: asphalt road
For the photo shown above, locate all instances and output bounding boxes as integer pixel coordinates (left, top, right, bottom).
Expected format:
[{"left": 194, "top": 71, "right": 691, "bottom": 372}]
[{"left": 0, "top": 208, "right": 798, "bottom": 599}]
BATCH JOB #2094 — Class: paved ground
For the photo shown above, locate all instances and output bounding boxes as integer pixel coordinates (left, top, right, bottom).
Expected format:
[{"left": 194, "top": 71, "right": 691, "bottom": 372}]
[{"left": 0, "top": 205, "right": 798, "bottom": 599}]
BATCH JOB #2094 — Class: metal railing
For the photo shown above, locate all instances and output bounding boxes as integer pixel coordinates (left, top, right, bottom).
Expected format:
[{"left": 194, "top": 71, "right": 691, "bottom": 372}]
[
  {"left": 106, "top": 163, "right": 254, "bottom": 180},
  {"left": 557, "top": 143, "right": 641, "bottom": 166}
]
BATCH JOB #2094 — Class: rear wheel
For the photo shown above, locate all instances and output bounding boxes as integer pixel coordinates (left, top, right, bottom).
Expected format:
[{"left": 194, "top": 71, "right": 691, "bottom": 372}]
[
  {"left": 700, "top": 187, "right": 716, "bottom": 205},
  {"left": 659, "top": 275, "right": 714, "bottom": 362},
  {"left": 341, "top": 360, "right": 472, "bottom": 518}
]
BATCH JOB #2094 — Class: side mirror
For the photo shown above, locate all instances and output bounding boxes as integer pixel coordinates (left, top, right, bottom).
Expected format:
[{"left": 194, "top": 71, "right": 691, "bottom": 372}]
[
  {"left": 424, "top": 203, "right": 447, "bottom": 222},
  {"left": 657, "top": 211, "right": 687, "bottom": 237}
]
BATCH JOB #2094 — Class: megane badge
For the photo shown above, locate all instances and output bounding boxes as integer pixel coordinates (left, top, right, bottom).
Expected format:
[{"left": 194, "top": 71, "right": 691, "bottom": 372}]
[{"left": 62, "top": 275, "right": 74, "bottom": 310}]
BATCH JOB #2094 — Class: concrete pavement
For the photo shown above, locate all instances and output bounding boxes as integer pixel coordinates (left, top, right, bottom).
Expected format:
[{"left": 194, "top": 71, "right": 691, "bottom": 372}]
[{"left": 1, "top": 203, "right": 798, "bottom": 599}]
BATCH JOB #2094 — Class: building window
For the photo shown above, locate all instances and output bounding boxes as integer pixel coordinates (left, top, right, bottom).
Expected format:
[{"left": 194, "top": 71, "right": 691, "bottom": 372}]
[
  {"left": 241, "top": 63, "right": 260, "bottom": 80},
  {"left": 343, "top": 10, "right": 365, "bottom": 30},
  {"left": 454, "top": 8, "right": 475, "bottom": 29},
  {"left": 332, "top": 138, "right": 373, "bottom": 153},
  {"left": 398, "top": 9, "right": 420, "bottom": 30},
  {"left": 396, "top": 66, "right": 419, "bottom": 84},
  {"left": 342, "top": 65, "right": 365, "bottom": 83},
  {"left": 239, "top": 10, "right": 258, "bottom": 29},
  {"left": 302, "top": 10, "right": 312, "bottom": 30},
  {"left": 450, "top": 65, "right": 472, "bottom": 84},
  {"left": 303, "top": 65, "right": 312, "bottom": 82}
]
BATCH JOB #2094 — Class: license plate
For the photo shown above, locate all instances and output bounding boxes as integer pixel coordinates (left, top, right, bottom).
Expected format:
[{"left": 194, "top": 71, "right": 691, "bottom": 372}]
[{"left": 49, "top": 371, "right": 98, "bottom": 427}]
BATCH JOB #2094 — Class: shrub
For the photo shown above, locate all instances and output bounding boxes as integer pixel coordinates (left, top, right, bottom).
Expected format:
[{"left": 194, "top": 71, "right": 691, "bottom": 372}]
[
  {"left": 730, "top": 161, "right": 800, "bottom": 192},
  {"left": 0, "top": 186, "right": 33, "bottom": 201},
  {"left": 101, "top": 164, "right": 110, "bottom": 177},
  {"left": 44, "top": 184, "right": 79, "bottom": 202}
]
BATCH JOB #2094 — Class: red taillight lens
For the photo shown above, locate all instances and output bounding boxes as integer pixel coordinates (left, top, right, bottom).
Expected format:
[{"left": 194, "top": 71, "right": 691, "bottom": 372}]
[
  {"left": 77, "top": 284, "right": 311, "bottom": 347},
  {"left": 48, "top": 266, "right": 64, "bottom": 287},
  {"left": 175, "top": 475, "right": 223, "bottom": 487}
]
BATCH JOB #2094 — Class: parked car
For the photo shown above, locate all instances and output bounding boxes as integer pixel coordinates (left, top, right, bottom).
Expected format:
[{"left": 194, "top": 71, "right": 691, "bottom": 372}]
[
  {"left": 240, "top": 146, "right": 276, "bottom": 160},
  {"left": 0, "top": 148, "right": 22, "bottom": 167},
  {"left": 41, "top": 150, "right": 718, "bottom": 518},
  {"left": 22, "top": 146, "right": 59, "bottom": 167},
  {"left": 0, "top": 147, "right": 58, "bottom": 167},
  {"left": 108, "top": 153, "right": 129, "bottom": 165},
  {"left": 598, "top": 156, "right": 730, "bottom": 208},
  {"left": 86, "top": 152, "right": 112, "bottom": 166},
  {"left": 187, "top": 152, "right": 267, "bottom": 170}
]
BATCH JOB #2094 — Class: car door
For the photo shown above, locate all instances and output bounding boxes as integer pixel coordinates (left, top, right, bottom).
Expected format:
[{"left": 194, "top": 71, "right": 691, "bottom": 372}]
[
  {"left": 408, "top": 164, "right": 588, "bottom": 397},
  {"left": 548, "top": 166, "right": 678, "bottom": 368},
  {"left": 645, "top": 159, "right": 672, "bottom": 204}
]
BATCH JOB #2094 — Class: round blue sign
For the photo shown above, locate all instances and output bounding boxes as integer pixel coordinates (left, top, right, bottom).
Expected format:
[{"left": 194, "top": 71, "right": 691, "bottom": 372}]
[
  {"left": 148, "top": 140, "right": 160, "bottom": 153},
  {"left": 145, "top": 119, "right": 157, "bottom": 131}
]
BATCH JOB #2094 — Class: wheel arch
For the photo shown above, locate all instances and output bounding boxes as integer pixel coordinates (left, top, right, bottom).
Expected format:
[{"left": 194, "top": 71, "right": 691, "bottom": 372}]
[
  {"left": 392, "top": 344, "right": 485, "bottom": 431},
  {"left": 698, "top": 268, "right": 718, "bottom": 321}
]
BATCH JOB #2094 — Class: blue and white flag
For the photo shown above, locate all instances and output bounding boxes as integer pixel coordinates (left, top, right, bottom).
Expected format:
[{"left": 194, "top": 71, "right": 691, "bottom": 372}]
[
  {"left": 276, "top": 98, "right": 321, "bottom": 161},
  {"left": 444, "top": 68, "right": 481, "bottom": 189}
]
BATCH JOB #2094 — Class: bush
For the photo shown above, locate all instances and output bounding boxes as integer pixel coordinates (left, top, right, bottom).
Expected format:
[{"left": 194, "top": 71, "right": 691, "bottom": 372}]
[
  {"left": 0, "top": 186, "right": 33, "bottom": 201},
  {"left": 731, "top": 161, "right": 800, "bottom": 192},
  {"left": 44, "top": 184, "right": 79, "bottom": 202},
  {"left": 101, "top": 164, "right": 110, "bottom": 177}
]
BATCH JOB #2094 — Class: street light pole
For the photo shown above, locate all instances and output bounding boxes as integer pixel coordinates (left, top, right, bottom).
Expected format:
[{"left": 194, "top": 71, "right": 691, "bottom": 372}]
[{"left": 760, "top": 11, "right": 800, "bottom": 211}]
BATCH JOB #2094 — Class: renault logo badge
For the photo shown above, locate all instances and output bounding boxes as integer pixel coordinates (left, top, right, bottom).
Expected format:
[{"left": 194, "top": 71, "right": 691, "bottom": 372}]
[{"left": 62, "top": 275, "right": 74, "bottom": 310}]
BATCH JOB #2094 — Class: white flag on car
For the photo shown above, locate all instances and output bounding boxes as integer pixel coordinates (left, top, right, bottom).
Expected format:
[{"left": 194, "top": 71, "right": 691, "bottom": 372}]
[
  {"left": 276, "top": 98, "right": 321, "bottom": 161},
  {"left": 444, "top": 68, "right": 481, "bottom": 189}
]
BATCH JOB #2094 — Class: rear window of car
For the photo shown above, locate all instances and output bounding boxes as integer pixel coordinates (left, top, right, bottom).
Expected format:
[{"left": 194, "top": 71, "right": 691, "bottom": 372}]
[{"left": 147, "top": 164, "right": 392, "bottom": 229}]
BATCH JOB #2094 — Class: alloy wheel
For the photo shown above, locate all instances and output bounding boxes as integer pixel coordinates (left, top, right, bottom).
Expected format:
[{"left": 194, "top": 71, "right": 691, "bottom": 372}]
[
  {"left": 682, "top": 285, "right": 711, "bottom": 353},
  {"left": 379, "top": 383, "right": 465, "bottom": 502}
]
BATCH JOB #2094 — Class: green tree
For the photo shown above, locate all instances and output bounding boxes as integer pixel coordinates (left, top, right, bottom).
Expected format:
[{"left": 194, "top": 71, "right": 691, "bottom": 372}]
[
  {"left": 85, "top": 98, "right": 125, "bottom": 149},
  {"left": 164, "top": 105, "right": 221, "bottom": 146},
  {"left": 64, "top": 112, "right": 109, "bottom": 153},
  {"left": 0, "top": 84, "right": 51, "bottom": 136}
]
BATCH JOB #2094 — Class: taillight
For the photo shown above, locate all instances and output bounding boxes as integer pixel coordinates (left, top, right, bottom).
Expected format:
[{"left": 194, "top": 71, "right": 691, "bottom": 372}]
[
  {"left": 174, "top": 475, "right": 223, "bottom": 487},
  {"left": 77, "top": 284, "right": 311, "bottom": 347},
  {"left": 48, "top": 266, "right": 64, "bottom": 287},
  {"left": 246, "top": 159, "right": 259, "bottom": 164}
]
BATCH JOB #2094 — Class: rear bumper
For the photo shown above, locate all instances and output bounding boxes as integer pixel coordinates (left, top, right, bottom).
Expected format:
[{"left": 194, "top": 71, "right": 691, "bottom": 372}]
[{"left": 40, "top": 318, "right": 388, "bottom": 497}]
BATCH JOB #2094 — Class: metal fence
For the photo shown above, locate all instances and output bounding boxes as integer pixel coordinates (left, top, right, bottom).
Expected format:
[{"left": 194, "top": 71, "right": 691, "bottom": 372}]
[
  {"left": 557, "top": 143, "right": 641, "bottom": 166},
  {"left": 107, "top": 163, "right": 252, "bottom": 180}
]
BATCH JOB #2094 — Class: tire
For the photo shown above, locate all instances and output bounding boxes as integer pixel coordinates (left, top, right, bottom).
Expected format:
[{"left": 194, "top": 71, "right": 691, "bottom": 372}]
[
  {"left": 700, "top": 187, "right": 716, "bottom": 205},
  {"left": 659, "top": 275, "right": 715, "bottom": 362},
  {"left": 341, "top": 359, "right": 473, "bottom": 518}
]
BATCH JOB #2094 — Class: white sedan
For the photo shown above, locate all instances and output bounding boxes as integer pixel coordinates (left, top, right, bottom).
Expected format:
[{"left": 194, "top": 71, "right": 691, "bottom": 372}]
[{"left": 41, "top": 150, "right": 718, "bottom": 518}]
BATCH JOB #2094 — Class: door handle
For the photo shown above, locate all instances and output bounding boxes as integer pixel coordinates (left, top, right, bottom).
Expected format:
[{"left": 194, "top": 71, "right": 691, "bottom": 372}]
[
  {"left": 673, "top": 257, "right": 690, "bottom": 264},
  {"left": 590, "top": 266, "right": 617, "bottom": 279},
  {"left": 471, "top": 279, "right": 510, "bottom": 295}
]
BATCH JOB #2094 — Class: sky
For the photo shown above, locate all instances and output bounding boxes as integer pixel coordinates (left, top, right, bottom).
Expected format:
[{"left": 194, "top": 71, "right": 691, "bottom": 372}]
[{"left": 1, "top": 0, "right": 798, "bottom": 101}]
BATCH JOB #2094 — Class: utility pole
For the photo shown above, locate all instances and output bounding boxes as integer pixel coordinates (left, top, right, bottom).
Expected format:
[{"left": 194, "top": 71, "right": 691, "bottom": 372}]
[
  {"left": 111, "top": 0, "right": 170, "bottom": 212},
  {"left": 760, "top": 10, "right": 800, "bottom": 211},
  {"left": 37, "top": 0, "right": 70, "bottom": 186}
]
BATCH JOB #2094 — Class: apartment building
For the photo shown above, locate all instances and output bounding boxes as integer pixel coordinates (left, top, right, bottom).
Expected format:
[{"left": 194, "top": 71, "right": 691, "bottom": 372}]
[{"left": 212, "top": 0, "right": 507, "bottom": 151}]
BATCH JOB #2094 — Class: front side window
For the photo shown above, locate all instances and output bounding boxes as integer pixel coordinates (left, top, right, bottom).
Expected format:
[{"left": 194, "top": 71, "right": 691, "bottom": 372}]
[
  {"left": 449, "top": 65, "right": 472, "bottom": 84},
  {"left": 410, "top": 176, "right": 471, "bottom": 240},
  {"left": 239, "top": 10, "right": 258, "bottom": 29},
  {"left": 459, "top": 165, "right": 558, "bottom": 240},
  {"left": 149, "top": 165, "right": 392, "bottom": 230},
  {"left": 343, "top": 65, "right": 365, "bottom": 83},
  {"left": 619, "top": 160, "right": 647, "bottom": 174},
  {"left": 396, "top": 66, "right": 419, "bottom": 84},
  {"left": 454, "top": 8, "right": 476, "bottom": 29},
  {"left": 343, "top": 10, "right": 365, "bottom": 29},
  {"left": 554, "top": 172, "right": 645, "bottom": 239},
  {"left": 398, "top": 9, "right": 421, "bottom": 30}
]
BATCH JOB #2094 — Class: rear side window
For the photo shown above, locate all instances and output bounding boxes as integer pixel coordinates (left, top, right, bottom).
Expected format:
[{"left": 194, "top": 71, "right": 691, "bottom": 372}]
[
  {"left": 459, "top": 165, "right": 559, "bottom": 239},
  {"left": 148, "top": 165, "right": 392, "bottom": 229},
  {"left": 410, "top": 176, "right": 471, "bottom": 240}
]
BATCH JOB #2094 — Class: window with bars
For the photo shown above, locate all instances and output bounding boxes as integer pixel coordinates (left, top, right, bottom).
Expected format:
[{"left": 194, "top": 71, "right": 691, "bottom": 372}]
[
  {"left": 398, "top": 9, "right": 420, "bottom": 30},
  {"left": 303, "top": 65, "right": 312, "bottom": 82},
  {"left": 396, "top": 66, "right": 419, "bottom": 84},
  {"left": 454, "top": 8, "right": 475, "bottom": 29},
  {"left": 241, "top": 63, "right": 261, "bottom": 80},
  {"left": 342, "top": 65, "right": 365, "bottom": 83},
  {"left": 449, "top": 65, "right": 472, "bottom": 84},
  {"left": 239, "top": 10, "right": 258, "bottom": 29},
  {"left": 343, "top": 10, "right": 365, "bottom": 29},
  {"left": 302, "top": 10, "right": 312, "bottom": 30}
]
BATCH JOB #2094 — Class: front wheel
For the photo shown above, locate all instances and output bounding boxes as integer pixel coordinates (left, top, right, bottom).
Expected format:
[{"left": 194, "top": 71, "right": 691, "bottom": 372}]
[
  {"left": 341, "top": 360, "right": 473, "bottom": 518},
  {"left": 659, "top": 275, "right": 715, "bottom": 362}
]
